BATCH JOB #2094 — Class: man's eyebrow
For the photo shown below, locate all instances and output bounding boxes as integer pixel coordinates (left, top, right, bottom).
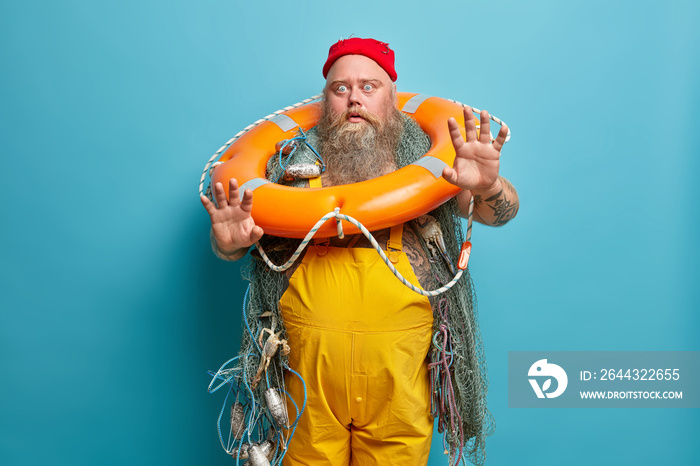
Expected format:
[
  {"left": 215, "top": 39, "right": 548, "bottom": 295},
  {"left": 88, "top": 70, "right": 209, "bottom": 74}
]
[{"left": 328, "top": 78, "right": 383, "bottom": 86}]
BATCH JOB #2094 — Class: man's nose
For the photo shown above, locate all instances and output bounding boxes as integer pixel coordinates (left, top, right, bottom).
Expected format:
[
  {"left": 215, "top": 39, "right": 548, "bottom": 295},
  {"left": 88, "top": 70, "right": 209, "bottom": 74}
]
[{"left": 348, "top": 88, "right": 362, "bottom": 107}]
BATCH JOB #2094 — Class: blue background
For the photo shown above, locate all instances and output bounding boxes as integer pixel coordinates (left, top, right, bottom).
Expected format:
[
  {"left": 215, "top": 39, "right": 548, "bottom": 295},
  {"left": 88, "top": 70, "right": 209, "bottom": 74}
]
[{"left": 2, "top": 1, "right": 698, "bottom": 464}]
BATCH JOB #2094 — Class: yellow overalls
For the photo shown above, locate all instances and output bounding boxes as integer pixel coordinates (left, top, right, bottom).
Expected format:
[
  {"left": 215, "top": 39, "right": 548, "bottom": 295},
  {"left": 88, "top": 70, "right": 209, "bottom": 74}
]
[{"left": 279, "top": 225, "right": 434, "bottom": 465}]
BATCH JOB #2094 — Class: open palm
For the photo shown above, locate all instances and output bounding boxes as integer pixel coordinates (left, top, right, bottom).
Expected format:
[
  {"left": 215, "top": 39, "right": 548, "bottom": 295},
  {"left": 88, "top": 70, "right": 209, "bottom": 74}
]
[
  {"left": 442, "top": 106, "right": 508, "bottom": 191},
  {"left": 200, "top": 179, "right": 264, "bottom": 254}
]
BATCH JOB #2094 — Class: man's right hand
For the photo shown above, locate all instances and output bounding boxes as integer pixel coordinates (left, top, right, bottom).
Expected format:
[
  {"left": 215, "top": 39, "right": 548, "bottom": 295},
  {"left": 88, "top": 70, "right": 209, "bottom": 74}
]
[{"left": 200, "top": 179, "right": 264, "bottom": 259}]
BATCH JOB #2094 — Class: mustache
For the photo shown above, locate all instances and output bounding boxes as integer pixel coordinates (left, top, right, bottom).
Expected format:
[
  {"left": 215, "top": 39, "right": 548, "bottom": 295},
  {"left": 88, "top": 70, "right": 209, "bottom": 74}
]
[{"left": 335, "top": 106, "right": 382, "bottom": 127}]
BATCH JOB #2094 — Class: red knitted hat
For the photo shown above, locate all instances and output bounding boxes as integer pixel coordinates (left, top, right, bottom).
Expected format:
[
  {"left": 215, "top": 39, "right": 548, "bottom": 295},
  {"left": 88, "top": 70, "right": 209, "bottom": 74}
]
[{"left": 322, "top": 37, "right": 397, "bottom": 82}]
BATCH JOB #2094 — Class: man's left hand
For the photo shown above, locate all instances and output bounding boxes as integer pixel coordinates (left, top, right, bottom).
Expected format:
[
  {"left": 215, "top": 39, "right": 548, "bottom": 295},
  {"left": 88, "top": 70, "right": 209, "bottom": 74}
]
[{"left": 442, "top": 106, "right": 508, "bottom": 192}]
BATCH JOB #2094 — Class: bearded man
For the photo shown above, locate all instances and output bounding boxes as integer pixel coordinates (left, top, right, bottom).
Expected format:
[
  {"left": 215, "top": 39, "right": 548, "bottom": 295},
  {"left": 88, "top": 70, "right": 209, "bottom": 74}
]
[{"left": 201, "top": 38, "right": 518, "bottom": 466}]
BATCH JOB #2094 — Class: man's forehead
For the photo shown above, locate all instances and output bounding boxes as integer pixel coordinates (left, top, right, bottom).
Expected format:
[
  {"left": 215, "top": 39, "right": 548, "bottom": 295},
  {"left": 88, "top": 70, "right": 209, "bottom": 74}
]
[{"left": 325, "top": 55, "right": 392, "bottom": 84}]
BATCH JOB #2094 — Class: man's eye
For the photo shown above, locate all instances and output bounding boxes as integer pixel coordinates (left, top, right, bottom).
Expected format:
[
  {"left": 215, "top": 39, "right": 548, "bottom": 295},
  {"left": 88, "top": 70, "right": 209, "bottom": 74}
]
[
  {"left": 363, "top": 84, "right": 373, "bottom": 92},
  {"left": 337, "top": 85, "right": 348, "bottom": 93}
]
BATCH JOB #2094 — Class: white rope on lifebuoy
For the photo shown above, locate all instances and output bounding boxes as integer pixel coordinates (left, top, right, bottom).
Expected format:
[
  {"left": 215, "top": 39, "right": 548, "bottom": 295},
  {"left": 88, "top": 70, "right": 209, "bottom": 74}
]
[{"left": 254, "top": 209, "right": 466, "bottom": 298}]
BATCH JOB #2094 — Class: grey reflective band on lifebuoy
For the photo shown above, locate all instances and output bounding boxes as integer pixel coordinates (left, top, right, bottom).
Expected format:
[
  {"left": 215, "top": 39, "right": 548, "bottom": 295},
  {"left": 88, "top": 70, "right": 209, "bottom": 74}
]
[
  {"left": 239, "top": 178, "right": 270, "bottom": 193},
  {"left": 401, "top": 94, "right": 431, "bottom": 114},
  {"left": 410, "top": 156, "right": 449, "bottom": 178},
  {"left": 269, "top": 114, "right": 298, "bottom": 132}
]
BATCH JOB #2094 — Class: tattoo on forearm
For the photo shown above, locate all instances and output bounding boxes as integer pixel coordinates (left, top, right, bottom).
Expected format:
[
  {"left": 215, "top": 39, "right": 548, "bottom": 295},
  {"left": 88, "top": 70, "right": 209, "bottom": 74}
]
[
  {"left": 483, "top": 188, "right": 518, "bottom": 226},
  {"left": 484, "top": 189, "right": 503, "bottom": 203}
]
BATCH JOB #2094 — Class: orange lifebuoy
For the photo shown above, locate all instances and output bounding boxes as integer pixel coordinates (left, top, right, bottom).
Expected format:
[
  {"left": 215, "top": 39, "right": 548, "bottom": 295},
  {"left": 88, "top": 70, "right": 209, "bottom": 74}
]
[{"left": 211, "top": 92, "right": 479, "bottom": 239}]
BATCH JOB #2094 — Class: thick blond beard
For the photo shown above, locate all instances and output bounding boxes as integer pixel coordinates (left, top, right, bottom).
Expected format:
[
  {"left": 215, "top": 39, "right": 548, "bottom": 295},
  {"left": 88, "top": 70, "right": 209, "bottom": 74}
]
[{"left": 316, "top": 90, "right": 404, "bottom": 186}]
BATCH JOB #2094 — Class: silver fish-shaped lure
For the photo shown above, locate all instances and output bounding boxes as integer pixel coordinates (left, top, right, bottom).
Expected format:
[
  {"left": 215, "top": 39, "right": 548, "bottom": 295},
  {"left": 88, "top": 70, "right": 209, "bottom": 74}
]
[
  {"left": 244, "top": 444, "right": 271, "bottom": 466},
  {"left": 230, "top": 402, "right": 246, "bottom": 440},
  {"left": 284, "top": 163, "right": 322, "bottom": 179},
  {"left": 264, "top": 388, "right": 289, "bottom": 428}
]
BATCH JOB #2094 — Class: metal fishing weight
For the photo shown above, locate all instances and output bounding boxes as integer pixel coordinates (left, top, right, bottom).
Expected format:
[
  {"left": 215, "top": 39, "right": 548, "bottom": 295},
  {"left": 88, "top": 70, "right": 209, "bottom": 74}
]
[{"left": 264, "top": 387, "right": 289, "bottom": 428}]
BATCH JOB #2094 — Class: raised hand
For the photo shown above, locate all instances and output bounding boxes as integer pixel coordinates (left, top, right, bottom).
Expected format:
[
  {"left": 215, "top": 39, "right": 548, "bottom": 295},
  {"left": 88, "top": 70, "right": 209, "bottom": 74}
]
[
  {"left": 442, "top": 106, "right": 508, "bottom": 192},
  {"left": 200, "top": 178, "right": 264, "bottom": 258}
]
